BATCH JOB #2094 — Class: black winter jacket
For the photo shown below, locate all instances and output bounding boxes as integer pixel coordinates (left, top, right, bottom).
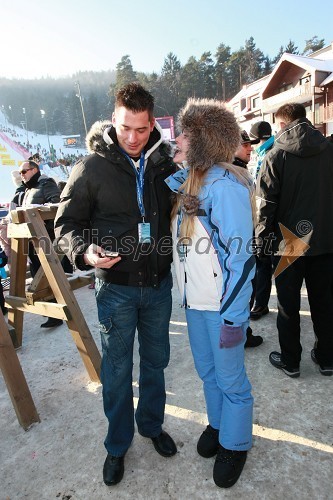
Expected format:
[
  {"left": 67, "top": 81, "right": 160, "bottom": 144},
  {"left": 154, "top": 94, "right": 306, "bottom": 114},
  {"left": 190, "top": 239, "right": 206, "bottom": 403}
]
[
  {"left": 233, "top": 157, "right": 248, "bottom": 169},
  {"left": 22, "top": 171, "right": 60, "bottom": 206},
  {"left": 255, "top": 118, "right": 333, "bottom": 256},
  {"left": 54, "top": 121, "right": 176, "bottom": 287},
  {"left": 20, "top": 171, "right": 60, "bottom": 239}
]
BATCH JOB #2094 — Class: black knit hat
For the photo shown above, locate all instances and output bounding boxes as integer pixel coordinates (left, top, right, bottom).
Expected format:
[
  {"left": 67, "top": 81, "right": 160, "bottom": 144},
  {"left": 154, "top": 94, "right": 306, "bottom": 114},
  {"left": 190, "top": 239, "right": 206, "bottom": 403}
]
[
  {"left": 250, "top": 121, "right": 272, "bottom": 141},
  {"left": 241, "top": 130, "right": 259, "bottom": 145}
]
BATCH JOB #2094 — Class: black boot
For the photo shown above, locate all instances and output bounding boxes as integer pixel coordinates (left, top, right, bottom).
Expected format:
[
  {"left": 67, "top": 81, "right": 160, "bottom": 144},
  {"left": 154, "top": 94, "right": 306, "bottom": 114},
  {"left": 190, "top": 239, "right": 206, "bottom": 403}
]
[
  {"left": 244, "top": 327, "right": 263, "bottom": 348},
  {"left": 213, "top": 445, "right": 247, "bottom": 488},
  {"left": 40, "top": 317, "right": 63, "bottom": 328},
  {"left": 197, "top": 424, "right": 219, "bottom": 457}
]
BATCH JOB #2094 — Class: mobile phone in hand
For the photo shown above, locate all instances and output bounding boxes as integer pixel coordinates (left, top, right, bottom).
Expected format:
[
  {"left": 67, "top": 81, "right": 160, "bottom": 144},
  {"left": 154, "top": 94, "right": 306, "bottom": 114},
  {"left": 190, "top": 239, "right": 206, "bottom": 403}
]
[{"left": 100, "top": 250, "right": 119, "bottom": 258}]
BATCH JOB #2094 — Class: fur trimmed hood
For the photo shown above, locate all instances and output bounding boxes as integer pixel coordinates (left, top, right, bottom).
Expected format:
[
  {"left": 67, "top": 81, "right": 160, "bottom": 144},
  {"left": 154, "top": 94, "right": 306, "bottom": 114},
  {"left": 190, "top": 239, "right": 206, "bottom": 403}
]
[
  {"left": 85, "top": 120, "right": 112, "bottom": 155},
  {"left": 177, "top": 98, "right": 241, "bottom": 170}
]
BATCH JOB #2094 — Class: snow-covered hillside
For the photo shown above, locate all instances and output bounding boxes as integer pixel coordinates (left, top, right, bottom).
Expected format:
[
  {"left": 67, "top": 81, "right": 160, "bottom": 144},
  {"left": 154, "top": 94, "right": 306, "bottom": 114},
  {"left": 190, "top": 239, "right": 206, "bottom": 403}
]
[{"left": 0, "top": 109, "right": 87, "bottom": 204}]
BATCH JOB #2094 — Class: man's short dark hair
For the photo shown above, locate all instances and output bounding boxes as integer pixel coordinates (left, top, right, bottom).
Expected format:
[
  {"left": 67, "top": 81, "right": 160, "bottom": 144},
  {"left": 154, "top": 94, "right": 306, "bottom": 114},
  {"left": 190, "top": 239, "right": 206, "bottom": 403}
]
[
  {"left": 275, "top": 103, "right": 306, "bottom": 123},
  {"left": 115, "top": 82, "right": 154, "bottom": 120}
]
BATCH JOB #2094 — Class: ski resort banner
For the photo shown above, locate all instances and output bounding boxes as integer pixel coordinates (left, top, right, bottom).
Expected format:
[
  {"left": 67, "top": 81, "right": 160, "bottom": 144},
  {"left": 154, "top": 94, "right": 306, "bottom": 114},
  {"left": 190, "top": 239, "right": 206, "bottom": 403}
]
[
  {"left": 1, "top": 159, "right": 16, "bottom": 166},
  {"left": 155, "top": 116, "right": 175, "bottom": 141}
]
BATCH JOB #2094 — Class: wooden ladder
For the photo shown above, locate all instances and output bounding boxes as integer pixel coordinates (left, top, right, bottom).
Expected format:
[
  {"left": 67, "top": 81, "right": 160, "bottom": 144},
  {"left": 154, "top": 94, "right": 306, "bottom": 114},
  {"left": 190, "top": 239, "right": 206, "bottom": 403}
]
[{"left": 1, "top": 205, "right": 101, "bottom": 429}]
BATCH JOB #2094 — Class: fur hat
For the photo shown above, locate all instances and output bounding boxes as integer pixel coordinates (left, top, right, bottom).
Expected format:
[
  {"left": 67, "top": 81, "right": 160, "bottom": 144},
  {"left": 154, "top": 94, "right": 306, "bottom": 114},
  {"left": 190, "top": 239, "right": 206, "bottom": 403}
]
[{"left": 177, "top": 98, "right": 241, "bottom": 170}]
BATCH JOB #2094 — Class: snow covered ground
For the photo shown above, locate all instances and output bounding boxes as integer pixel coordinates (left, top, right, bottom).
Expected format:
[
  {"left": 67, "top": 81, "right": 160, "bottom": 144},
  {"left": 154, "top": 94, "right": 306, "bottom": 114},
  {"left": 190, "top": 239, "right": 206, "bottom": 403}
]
[{"left": 0, "top": 109, "right": 87, "bottom": 204}]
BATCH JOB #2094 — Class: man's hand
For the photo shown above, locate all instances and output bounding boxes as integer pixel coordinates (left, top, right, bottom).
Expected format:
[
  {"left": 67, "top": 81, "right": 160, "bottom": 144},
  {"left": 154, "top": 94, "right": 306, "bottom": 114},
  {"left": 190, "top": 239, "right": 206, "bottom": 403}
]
[{"left": 83, "top": 244, "right": 121, "bottom": 269}]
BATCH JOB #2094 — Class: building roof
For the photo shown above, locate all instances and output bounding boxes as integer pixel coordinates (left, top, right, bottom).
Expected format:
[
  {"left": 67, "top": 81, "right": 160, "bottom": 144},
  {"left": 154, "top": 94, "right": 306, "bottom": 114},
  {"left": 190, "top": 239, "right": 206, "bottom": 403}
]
[
  {"left": 320, "top": 73, "right": 333, "bottom": 86},
  {"left": 261, "top": 53, "right": 333, "bottom": 98},
  {"left": 309, "top": 41, "right": 333, "bottom": 60},
  {"left": 281, "top": 53, "right": 333, "bottom": 72},
  {"left": 228, "top": 49, "right": 333, "bottom": 118}
]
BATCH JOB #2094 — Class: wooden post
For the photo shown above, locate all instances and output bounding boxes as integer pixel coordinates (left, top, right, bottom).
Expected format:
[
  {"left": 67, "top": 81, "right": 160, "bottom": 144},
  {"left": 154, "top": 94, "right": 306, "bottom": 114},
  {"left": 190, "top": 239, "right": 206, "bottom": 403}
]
[
  {"left": 7, "top": 234, "right": 28, "bottom": 348},
  {"left": 0, "top": 309, "right": 40, "bottom": 430}
]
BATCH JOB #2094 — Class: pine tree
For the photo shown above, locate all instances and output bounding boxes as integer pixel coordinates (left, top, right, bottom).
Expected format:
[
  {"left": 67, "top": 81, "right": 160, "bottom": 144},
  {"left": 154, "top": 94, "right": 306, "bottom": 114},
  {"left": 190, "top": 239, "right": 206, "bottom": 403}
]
[
  {"left": 179, "top": 56, "right": 202, "bottom": 100},
  {"left": 285, "top": 40, "right": 299, "bottom": 54},
  {"left": 226, "top": 49, "right": 247, "bottom": 97},
  {"left": 302, "top": 36, "right": 325, "bottom": 55},
  {"left": 215, "top": 43, "right": 231, "bottom": 101},
  {"left": 199, "top": 52, "right": 216, "bottom": 98},
  {"left": 160, "top": 53, "right": 182, "bottom": 117},
  {"left": 114, "top": 55, "right": 137, "bottom": 93},
  {"left": 243, "top": 37, "right": 265, "bottom": 82},
  {"left": 272, "top": 45, "right": 284, "bottom": 65}
]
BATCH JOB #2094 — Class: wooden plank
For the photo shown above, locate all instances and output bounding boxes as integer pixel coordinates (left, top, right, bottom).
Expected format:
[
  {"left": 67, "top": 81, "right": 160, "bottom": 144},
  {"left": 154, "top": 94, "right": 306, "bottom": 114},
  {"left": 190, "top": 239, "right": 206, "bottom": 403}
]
[
  {"left": 27, "top": 265, "right": 51, "bottom": 295},
  {"left": 22, "top": 205, "right": 58, "bottom": 221},
  {"left": 10, "top": 209, "right": 26, "bottom": 224},
  {"left": 5, "top": 297, "right": 69, "bottom": 319},
  {"left": 7, "top": 222, "right": 35, "bottom": 238},
  {"left": 38, "top": 208, "right": 58, "bottom": 222},
  {"left": 7, "top": 237, "right": 28, "bottom": 348},
  {"left": 23, "top": 274, "right": 94, "bottom": 302},
  {"left": 68, "top": 274, "right": 94, "bottom": 291},
  {"left": 10, "top": 206, "right": 58, "bottom": 227},
  {"left": 0, "top": 310, "right": 40, "bottom": 430},
  {"left": 26, "top": 290, "right": 54, "bottom": 304}
]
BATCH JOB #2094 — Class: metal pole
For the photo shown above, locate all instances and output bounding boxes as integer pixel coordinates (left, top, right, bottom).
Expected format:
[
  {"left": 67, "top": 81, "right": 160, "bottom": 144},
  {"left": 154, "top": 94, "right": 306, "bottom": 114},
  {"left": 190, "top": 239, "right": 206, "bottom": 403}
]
[
  {"left": 45, "top": 117, "right": 51, "bottom": 154},
  {"left": 8, "top": 105, "right": 13, "bottom": 125},
  {"left": 75, "top": 81, "right": 88, "bottom": 136},
  {"left": 40, "top": 110, "right": 51, "bottom": 154},
  {"left": 1, "top": 105, "right": 7, "bottom": 127},
  {"left": 22, "top": 107, "right": 28, "bottom": 144}
]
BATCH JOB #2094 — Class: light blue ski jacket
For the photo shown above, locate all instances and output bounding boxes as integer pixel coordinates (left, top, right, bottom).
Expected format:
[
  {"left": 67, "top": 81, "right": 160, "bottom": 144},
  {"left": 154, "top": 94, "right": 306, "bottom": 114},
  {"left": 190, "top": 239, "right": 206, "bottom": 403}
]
[{"left": 166, "top": 165, "right": 255, "bottom": 326}]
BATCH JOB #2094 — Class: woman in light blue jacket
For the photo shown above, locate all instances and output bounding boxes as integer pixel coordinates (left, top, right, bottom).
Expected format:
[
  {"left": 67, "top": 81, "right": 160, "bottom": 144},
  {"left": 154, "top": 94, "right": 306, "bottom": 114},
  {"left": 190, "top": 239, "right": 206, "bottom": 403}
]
[{"left": 166, "top": 98, "right": 256, "bottom": 489}]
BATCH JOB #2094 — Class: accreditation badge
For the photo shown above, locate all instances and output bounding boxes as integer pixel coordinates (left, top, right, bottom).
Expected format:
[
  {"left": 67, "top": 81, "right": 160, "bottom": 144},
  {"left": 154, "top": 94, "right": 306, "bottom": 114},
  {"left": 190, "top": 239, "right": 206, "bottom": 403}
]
[{"left": 138, "top": 222, "right": 151, "bottom": 243}]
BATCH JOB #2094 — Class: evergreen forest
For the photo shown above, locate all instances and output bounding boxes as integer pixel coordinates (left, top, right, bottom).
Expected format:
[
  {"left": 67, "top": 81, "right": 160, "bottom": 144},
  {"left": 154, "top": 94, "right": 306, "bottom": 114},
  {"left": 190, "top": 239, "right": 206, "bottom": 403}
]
[{"left": 0, "top": 36, "right": 325, "bottom": 138}]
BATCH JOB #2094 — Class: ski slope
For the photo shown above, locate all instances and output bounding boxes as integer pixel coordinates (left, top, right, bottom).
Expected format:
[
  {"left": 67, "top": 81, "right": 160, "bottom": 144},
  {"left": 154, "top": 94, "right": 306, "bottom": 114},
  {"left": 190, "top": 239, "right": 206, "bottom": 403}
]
[{"left": 0, "top": 109, "right": 87, "bottom": 204}]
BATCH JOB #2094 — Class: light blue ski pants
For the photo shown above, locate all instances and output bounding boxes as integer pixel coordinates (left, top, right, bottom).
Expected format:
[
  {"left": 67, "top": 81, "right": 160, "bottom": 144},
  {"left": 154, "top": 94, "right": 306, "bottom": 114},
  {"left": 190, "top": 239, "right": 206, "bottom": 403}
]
[{"left": 186, "top": 309, "right": 253, "bottom": 451}]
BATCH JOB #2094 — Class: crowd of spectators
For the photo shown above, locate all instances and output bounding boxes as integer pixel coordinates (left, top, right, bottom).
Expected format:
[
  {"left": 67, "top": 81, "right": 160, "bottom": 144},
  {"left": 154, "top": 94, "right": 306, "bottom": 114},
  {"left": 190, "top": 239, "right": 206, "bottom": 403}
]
[{"left": 0, "top": 125, "right": 85, "bottom": 168}]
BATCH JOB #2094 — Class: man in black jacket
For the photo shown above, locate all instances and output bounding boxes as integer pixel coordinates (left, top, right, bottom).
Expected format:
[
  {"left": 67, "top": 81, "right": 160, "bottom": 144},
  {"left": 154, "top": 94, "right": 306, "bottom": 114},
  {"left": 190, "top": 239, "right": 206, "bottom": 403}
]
[
  {"left": 54, "top": 83, "right": 177, "bottom": 486},
  {"left": 256, "top": 103, "right": 333, "bottom": 378}
]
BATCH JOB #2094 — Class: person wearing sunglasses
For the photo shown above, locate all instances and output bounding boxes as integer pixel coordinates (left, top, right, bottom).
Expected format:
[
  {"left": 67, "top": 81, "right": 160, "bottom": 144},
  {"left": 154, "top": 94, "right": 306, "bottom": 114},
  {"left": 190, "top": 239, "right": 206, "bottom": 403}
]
[{"left": 17, "top": 155, "right": 63, "bottom": 328}]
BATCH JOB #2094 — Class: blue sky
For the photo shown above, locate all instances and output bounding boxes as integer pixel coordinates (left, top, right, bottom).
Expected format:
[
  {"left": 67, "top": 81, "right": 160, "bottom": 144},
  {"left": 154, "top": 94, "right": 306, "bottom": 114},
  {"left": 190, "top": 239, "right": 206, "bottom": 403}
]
[{"left": 2, "top": 0, "right": 333, "bottom": 79}]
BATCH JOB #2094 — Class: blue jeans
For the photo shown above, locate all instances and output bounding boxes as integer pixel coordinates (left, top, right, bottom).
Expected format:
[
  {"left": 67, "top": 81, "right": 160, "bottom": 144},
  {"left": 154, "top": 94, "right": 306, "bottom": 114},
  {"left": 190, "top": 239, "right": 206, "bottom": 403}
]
[
  {"left": 95, "top": 273, "right": 172, "bottom": 456},
  {"left": 186, "top": 309, "right": 253, "bottom": 451}
]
